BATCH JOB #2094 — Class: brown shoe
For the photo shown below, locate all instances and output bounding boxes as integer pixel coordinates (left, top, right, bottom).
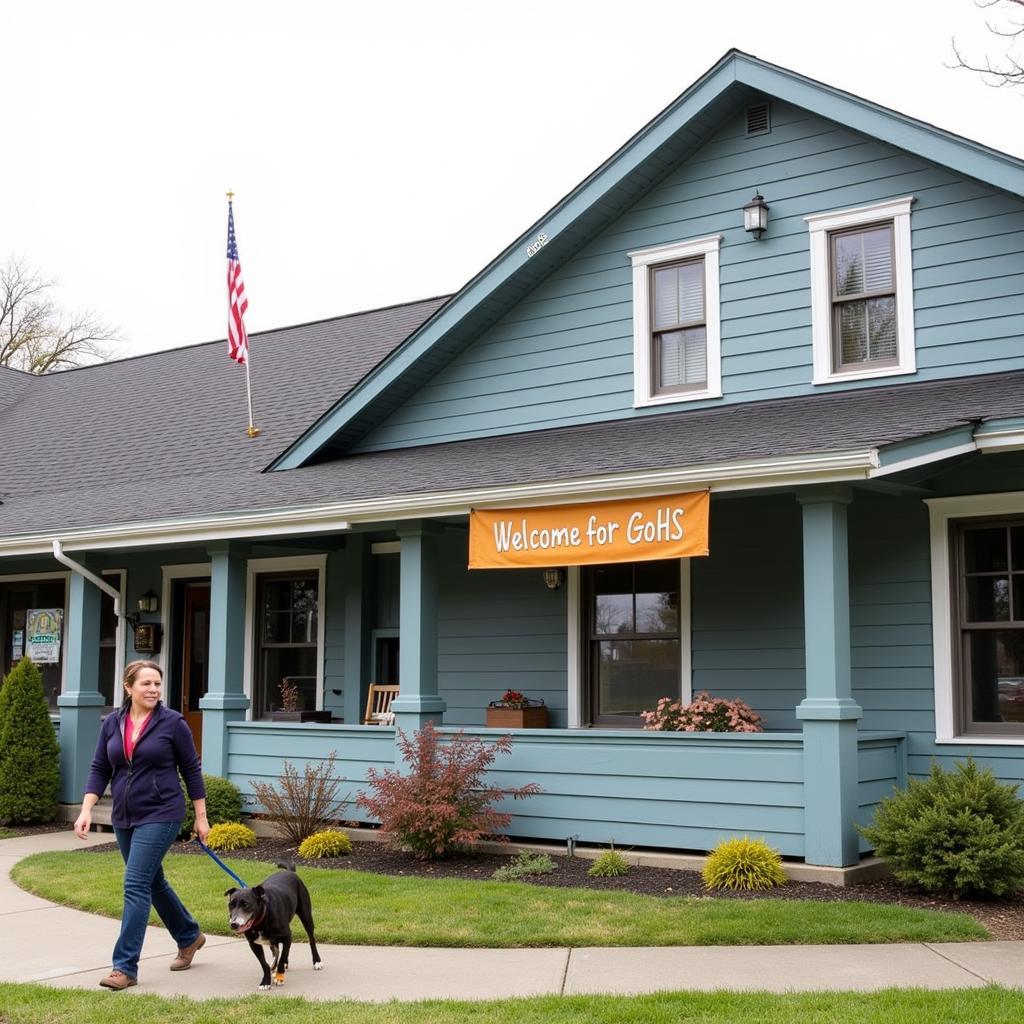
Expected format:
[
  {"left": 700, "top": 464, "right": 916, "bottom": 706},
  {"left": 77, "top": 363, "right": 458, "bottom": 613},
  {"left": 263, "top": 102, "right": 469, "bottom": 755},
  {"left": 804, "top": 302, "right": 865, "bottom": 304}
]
[
  {"left": 99, "top": 969, "right": 137, "bottom": 990},
  {"left": 169, "top": 933, "right": 206, "bottom": 971}
]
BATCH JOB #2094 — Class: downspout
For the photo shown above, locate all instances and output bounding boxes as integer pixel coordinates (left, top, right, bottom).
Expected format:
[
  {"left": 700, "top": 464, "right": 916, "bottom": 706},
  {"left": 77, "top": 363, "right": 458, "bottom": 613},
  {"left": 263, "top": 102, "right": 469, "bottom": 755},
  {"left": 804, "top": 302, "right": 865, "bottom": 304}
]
[{"left": 52, "top": 539, "right": 122, "bottom": 617}]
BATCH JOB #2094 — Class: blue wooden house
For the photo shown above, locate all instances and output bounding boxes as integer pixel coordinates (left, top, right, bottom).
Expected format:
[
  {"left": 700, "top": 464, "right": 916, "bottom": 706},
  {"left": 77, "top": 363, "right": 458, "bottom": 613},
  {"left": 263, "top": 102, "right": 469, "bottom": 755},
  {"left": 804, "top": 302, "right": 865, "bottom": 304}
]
[{"left": 3, "top": 51, "right": 1024, "bottom": 872}]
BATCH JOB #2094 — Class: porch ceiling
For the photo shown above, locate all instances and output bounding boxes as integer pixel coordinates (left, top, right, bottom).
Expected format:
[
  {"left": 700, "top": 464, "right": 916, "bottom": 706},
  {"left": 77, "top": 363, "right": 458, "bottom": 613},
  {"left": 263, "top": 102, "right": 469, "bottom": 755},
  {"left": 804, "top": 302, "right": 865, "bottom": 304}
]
[{"left": 1, "top": 369, "right": 1022, "bottom": 555}]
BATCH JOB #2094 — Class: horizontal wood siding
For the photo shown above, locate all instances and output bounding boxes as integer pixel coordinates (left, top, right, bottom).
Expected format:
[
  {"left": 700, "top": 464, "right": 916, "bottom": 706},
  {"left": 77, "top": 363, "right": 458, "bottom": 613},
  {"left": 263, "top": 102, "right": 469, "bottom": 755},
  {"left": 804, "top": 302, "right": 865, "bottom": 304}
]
[
  {"left": 437, "top": 534, "right": 569, "bottom": 726},
  {"left": 225, "top": 722, "right": 396, "bottom": 823},
  {"left": 353, "top": 101, "right": 1024, "bottom": 453},
  {"left": 691, "top": 495, "right": 805, "bottom": 728},
  {"left": 849, "top": 484, "right": 1024, "bottom": 792},
  {"left": 856, "top": 734, "right": 906, "bottom": 853}
]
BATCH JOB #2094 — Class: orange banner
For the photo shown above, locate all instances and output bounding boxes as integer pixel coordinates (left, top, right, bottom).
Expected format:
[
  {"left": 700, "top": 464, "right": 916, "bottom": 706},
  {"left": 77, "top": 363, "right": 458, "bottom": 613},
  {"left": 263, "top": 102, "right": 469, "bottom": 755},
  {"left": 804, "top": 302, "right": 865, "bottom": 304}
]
[{"left": 469, "top": 491, "right": 709, "bottom": 569}]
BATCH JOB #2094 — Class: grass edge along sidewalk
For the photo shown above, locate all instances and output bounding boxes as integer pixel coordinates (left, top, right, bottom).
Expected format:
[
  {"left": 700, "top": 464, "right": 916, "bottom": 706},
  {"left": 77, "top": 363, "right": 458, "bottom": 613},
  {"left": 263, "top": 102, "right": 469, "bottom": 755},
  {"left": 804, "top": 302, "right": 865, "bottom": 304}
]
[
  {"left": 12, "top": 850, "right": 987, "bottom": 948},
  {"left": 4, "top": 981, "right": 1024, "bottom": 1023}
]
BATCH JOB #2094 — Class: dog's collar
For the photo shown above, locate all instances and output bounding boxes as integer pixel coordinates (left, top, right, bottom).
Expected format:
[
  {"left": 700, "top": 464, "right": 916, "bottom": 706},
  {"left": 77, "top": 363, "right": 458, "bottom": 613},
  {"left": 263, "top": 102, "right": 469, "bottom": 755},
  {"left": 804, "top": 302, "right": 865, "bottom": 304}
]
[{"left": 243, "top": 909, "right": 266, "bottom": 933}]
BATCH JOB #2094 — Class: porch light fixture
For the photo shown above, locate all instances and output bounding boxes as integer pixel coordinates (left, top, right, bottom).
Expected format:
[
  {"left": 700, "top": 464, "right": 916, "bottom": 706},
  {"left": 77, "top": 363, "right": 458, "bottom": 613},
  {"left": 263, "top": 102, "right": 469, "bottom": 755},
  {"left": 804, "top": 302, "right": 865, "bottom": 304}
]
[
  {"left": 138, "top": 589, "right": 159, "bottom": 614},
  {"left": 743, "top": 191, "right": 769, "bottom": 239},
  {"left": 542, "top": 568, "right": 565, "bottom": 591}
]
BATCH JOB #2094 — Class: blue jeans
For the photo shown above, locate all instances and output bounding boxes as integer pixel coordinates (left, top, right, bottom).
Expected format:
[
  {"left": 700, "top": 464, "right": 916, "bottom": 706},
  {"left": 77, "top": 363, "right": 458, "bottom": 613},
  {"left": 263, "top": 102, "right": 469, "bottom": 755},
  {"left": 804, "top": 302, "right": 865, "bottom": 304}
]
[{"left": 112, "top": 821, "right": 200, "bottom": 978}]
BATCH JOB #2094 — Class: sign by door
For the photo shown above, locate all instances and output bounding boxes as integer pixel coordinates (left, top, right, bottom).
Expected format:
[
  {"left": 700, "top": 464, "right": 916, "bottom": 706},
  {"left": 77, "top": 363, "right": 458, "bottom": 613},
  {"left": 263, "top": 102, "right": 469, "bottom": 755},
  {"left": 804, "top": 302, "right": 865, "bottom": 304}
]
[
  {"left": 26, "top": 608, "right": 63, "bottom": 664},
  {"left": 469, "top": 491, "right": 710, "bottom": 569}
]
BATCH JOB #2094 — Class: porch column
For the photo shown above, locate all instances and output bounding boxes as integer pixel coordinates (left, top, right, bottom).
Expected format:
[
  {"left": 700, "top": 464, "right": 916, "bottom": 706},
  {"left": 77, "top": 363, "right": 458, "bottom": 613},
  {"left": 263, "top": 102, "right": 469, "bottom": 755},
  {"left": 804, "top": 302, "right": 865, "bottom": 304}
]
[
  {"left": 795, "top": 486, "right": 863, "bottom": 867},
  {"left": 57, "top": 567, "right": 104, "bottom": 804},
  {"left": 391, "top": 522, "right": 445, "bottom": 733},
  {"left": 342, "top": 534, "right": 371, "bottom": 726},
  {"left": 198, "top": 542, "right": 249, "bottom": 777}
]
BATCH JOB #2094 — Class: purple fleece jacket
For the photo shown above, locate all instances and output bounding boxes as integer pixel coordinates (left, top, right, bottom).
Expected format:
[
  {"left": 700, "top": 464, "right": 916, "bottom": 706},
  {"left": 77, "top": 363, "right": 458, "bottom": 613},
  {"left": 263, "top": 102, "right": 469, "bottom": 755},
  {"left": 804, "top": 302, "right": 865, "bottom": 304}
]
[{"left": 84, "top": 702, "right": 206, "bottom": 828}]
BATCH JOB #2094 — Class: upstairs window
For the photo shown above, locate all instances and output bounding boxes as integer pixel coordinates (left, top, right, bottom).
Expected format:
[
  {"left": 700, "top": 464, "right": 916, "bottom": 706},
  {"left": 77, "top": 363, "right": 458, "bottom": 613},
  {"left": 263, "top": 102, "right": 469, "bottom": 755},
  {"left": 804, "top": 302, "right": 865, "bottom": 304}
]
[
  {"left": 807, "top": 197, "right": 915, "bottom": 385},
  {"left": 631, "top": 235, "right": 722, "bottom": 407}
]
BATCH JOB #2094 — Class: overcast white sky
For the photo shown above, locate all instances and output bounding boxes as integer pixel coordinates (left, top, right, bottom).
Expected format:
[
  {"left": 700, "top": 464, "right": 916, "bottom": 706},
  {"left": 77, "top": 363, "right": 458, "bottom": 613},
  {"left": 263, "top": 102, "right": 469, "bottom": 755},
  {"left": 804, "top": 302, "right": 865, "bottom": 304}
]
[{"left": 1, "top": 0, "right": 1022, "bottom": 360}]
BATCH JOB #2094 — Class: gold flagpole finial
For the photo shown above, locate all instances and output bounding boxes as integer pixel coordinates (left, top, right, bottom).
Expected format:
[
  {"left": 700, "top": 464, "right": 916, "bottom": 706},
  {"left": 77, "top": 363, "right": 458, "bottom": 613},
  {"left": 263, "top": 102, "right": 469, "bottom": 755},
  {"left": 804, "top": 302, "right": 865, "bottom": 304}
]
[{"left": 226, "top": 189, "right": 235, "bottom": 201}]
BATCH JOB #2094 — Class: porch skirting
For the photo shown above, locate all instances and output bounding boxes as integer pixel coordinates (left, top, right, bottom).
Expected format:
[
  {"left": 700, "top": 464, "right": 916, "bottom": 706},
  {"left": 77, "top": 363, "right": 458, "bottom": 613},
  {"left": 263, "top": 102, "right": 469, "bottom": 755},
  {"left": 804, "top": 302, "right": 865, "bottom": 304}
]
[{"left": 224, "top": 724, "right": 906, "bottom": 864}]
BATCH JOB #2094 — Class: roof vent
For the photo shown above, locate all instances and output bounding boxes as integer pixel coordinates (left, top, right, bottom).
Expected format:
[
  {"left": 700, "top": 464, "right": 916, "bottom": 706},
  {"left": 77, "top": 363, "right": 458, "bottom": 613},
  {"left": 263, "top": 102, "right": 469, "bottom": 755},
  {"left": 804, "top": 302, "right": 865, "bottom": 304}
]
[{"left": 746, "top": 103, "right": 771, "bottom": 137}]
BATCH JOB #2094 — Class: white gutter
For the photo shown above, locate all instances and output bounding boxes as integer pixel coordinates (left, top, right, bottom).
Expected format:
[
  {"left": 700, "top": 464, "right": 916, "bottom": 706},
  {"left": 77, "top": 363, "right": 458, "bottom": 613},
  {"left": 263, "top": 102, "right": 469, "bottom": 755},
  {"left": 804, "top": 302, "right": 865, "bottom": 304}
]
[{"left": 52, "top": 539, "right": 123, "bottom": 617}]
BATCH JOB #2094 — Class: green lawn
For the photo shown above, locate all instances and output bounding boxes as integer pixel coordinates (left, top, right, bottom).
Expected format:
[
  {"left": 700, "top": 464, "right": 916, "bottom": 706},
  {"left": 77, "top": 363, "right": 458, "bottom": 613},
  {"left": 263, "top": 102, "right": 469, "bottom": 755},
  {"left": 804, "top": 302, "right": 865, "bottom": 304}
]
[
  {"left": 0, "top": 827, "right": 15, "bottom": 839},
  {"left": 3, "top": 983, "right": 1024, "bottom": 1024},
  {"left": 11, "top": 850, "right": 987, "bottom": 947}
]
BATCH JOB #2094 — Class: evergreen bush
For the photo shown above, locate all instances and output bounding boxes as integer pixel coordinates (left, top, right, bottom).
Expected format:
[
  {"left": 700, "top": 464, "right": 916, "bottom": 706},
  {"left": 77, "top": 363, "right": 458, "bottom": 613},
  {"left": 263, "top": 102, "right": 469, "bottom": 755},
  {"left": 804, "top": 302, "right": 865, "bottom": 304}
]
[
  {"left": 703, "top": 836, "right": 787, "bottom": 891},
  {"left": 205, "top": 822, "right": 257, "bottom": 851},
  {"left": 298, "top": 829, "right": 354, "bottom": 859},
  {"left": 180, "top": 774, "right": 244, "bottom": 837},
  {"left": 858, "top": 758, "right": 1024, "bottom": 897},
  {"left": 0, "top": 657, "right": 60, "bottom": 824}
]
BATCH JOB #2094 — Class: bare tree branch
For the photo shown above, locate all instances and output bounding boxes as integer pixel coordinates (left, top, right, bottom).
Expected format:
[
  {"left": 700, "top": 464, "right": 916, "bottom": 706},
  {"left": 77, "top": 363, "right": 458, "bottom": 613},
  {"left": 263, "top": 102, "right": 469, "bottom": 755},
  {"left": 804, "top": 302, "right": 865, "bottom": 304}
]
[
  {"left": 0, "top": 257, "right": 119, "bottom": 374},
  {"left": 950, "top": 0, "right": 1024, "bottom": 87}
]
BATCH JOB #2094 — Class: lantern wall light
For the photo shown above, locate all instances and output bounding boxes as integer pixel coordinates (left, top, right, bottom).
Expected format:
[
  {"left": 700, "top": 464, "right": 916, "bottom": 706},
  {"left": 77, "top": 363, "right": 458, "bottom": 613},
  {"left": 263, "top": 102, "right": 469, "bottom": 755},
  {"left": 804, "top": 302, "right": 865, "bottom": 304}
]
[{"left": 743, "top": 191, "right": 769, "bottom": 239}]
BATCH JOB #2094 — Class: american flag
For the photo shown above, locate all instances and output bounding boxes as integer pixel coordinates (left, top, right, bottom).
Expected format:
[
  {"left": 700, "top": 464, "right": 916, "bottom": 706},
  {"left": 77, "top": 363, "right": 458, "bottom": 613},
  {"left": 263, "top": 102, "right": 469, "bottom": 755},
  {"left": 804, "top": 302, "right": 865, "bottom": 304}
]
[{"left": 226, "top": 201, "right": 249, "bottom": 365}]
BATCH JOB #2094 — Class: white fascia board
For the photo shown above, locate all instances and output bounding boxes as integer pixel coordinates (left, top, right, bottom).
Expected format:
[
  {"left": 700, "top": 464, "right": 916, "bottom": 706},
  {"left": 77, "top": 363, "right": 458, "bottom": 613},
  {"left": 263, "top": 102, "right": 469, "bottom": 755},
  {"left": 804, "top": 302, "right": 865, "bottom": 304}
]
[
  {"left": 0, "top": 447, "right": 879, "bottom": 558},
  {"left": 869, "top": 441, "right": 978, "bottom": 478}
]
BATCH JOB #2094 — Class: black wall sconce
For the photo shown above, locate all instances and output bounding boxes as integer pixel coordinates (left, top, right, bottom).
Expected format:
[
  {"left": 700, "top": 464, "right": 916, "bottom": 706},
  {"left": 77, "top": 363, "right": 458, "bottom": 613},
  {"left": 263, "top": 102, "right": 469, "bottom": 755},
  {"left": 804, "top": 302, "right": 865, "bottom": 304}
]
[
  {"left": 743, "top": 191, "right": 769, "bottom": 239},
  {"left": 125, "top": 589, "right": 162, "bottom": 654}
]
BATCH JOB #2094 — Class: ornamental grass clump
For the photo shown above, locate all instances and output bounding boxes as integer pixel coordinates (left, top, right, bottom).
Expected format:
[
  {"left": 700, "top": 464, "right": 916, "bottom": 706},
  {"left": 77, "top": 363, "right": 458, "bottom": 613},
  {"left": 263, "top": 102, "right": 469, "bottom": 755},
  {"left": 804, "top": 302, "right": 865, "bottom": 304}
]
[
  {"left": 703, "top": 836, "right": 787, "bottom": 891},
  {"left": 299, "top": 829, "right": 354, "bottom": 859},
  {"left": 858, "top": 757, "right": 1024, "bottom": 897},
  {"left": 205, "top": 822, "right": 257, "bottom": 852},
  {"left": 641, "top": 691, "right": 763, "bottom": 733},
  {"left": 588, "top": 846, "right": 631, "bottom": 877},
  {"left": 356, "top": 721, "right": 541, "bottom": 859}
]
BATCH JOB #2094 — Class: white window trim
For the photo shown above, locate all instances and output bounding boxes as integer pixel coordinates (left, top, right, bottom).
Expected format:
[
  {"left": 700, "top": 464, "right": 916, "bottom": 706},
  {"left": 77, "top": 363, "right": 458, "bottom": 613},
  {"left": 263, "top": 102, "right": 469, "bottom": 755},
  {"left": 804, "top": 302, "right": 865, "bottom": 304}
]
[
  {"left": 806, "top": 196, "right": 916, "bottom": 386},
  {"left": 0, "top": 570, "right": 70, "bottom": 698},
  {"left": 926, "top": 491, "right": 1024, "bottom": 745},
  {"left": 568, "top": 558, "right": 692, "bottom": 728},
  {"left": 630, "top": 235, "right": 722, "bottom": 408},
  {"left": 243, "top": 554, "right": 327, "bottom": 720}
]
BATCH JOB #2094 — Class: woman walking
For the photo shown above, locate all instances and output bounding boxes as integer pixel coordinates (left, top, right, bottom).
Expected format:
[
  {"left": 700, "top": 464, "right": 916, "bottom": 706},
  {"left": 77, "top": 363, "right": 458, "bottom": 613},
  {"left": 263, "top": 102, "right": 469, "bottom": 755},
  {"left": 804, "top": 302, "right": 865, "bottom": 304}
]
[{"left": 74, "top": 660, "right": 209, "bottom": 990}]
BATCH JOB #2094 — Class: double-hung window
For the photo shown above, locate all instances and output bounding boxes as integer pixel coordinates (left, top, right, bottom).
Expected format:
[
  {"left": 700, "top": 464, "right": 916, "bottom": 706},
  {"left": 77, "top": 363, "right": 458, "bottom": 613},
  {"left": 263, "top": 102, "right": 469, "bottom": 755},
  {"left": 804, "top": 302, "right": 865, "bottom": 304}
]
[
  {"left": 630, "top": 235, "right": 722, "bottom": 407},
  {"left": 807, "top": 197, "right": 915, "bottom": 384}
]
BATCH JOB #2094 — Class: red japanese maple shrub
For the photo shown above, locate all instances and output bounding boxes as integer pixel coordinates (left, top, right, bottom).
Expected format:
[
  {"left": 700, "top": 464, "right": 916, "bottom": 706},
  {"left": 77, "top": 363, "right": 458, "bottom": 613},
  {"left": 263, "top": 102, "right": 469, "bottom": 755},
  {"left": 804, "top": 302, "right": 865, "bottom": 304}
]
[{"left": 356, "top": 721, "right": 541, "bottom": 859}]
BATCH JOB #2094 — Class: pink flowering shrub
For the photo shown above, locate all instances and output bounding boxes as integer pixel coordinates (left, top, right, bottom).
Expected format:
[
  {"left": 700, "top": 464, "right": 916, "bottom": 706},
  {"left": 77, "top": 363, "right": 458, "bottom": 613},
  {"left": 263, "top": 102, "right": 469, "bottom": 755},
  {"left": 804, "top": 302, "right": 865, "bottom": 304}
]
[
  {"left": 356, "top": 721, "right": 541, "bottom": 859},
  {"left": 640, "top": 692, "right": 763, "bottom": 733}
]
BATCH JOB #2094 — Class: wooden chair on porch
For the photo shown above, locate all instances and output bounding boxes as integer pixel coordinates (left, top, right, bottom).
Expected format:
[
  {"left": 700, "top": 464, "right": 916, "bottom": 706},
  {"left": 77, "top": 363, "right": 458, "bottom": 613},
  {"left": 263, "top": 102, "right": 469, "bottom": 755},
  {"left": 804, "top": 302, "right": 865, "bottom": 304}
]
[{"left": 363, "top": 683, "right": 399, "bottom": 725}]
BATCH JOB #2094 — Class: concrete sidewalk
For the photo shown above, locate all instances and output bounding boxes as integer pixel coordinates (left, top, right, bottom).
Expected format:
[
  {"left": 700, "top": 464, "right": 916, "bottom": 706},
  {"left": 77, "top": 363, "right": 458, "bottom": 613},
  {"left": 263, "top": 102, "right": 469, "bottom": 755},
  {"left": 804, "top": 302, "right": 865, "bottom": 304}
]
[{"left": 4, "top": 830, "right": 1023, "bottom": 1001}]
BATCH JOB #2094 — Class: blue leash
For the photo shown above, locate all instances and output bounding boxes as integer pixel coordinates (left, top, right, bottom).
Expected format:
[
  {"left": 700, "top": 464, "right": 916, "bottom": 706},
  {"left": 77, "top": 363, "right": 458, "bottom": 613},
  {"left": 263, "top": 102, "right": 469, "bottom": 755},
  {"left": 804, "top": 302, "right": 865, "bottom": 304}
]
[{"left": 195, "top": 837, "right": 248, "bottom": 889}]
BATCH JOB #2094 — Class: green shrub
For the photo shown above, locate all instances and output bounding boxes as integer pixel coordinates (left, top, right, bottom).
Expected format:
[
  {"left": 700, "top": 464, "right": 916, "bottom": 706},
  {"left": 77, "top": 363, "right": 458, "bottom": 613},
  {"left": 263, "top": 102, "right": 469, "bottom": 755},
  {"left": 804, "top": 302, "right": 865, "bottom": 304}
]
[
  {"left": 858, "top": 758, "right": 1024, "bottom": 897},
  {"left": 0, "top": 658, "right": 60, "bottom": 824},
  {"left": 298, "top": 829, "right": 354, "bottom": 859},
  {"left": 703, "top": 836, "right": 787, "bottom": 891},
  {"left": 588, "top": 847, "right": 631, "bottom": 877},
  {"left": 180, "top": 775, "right": 244, "bottom": 837},
  {"left": 205, "top": 822, "right": 257, "bottom": 851},
  {"left": 491, "top": 851, "right": 556, "bottom": 881}
]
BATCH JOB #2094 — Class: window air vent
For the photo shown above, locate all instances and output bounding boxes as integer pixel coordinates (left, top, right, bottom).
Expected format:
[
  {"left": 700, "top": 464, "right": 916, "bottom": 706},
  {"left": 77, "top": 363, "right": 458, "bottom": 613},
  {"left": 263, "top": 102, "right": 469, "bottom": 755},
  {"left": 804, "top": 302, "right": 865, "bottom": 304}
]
[{"left": 746, "top": 103, "right": 771, "bottom": 136}]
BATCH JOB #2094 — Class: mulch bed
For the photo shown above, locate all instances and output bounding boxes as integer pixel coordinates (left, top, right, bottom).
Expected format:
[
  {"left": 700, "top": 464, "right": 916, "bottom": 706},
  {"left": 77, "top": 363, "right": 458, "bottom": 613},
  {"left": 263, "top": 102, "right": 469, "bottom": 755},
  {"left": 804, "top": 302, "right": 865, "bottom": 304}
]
[{"left": 72, "top": 830, "right": 1024, "bottom": 942}]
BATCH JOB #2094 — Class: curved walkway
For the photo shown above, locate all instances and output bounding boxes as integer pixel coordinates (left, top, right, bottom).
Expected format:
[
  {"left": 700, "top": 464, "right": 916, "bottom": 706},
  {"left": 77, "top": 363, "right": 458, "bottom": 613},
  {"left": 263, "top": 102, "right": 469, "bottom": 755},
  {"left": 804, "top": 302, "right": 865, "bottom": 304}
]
[{"left": 3, "top": 831, "right": 1023, "bottom": 1001}]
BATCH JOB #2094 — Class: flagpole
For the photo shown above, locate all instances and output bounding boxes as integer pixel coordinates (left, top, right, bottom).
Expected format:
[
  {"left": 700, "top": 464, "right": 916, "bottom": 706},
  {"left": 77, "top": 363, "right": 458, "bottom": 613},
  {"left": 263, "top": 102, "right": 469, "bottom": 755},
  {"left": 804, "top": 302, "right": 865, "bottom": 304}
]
[{"left": 226, "top": 189, "right": 261, "bottom": 438}]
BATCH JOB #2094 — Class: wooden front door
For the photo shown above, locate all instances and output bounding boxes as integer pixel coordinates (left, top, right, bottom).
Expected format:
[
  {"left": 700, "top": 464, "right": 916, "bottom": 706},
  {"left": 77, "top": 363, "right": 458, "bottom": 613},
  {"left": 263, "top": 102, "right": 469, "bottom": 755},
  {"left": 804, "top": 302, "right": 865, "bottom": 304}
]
[{"left": 181, "top": 583, "right": 210, "bottom": 753}]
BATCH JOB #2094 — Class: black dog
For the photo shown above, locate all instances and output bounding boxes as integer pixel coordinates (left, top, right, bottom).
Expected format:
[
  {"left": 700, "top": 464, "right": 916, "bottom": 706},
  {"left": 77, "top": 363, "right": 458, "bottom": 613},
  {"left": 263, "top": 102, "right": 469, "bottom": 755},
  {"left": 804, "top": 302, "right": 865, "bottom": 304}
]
[{"left": 225, "top": 861, "right": 323, "bottom": 990}]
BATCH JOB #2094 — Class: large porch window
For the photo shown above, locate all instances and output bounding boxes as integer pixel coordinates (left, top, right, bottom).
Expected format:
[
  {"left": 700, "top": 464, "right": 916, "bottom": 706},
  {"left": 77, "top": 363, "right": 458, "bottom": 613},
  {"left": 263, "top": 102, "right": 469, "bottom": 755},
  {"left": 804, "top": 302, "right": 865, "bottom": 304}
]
[
  {"left": 0, "top": 574, "right": 68, "bottom": 709},
  {"left": 249, "top": 559, "right": 324, "bottom": 719},
  {"left": 954, "top": 518, "right": 1024, "bottom": 736},
  {"left": 584, "top": 559, "right": 683, "bottom": 725}
]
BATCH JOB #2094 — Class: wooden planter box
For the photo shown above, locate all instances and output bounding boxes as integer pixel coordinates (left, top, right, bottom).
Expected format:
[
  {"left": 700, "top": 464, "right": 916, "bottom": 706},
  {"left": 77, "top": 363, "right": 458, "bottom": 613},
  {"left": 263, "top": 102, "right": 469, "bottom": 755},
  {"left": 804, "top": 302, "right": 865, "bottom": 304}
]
[
  {"left": 270, "top": 710, "right": 334, "bottom": 724},
  {"left": 485, "top": 705, "right": 548, "bottom": 728}
]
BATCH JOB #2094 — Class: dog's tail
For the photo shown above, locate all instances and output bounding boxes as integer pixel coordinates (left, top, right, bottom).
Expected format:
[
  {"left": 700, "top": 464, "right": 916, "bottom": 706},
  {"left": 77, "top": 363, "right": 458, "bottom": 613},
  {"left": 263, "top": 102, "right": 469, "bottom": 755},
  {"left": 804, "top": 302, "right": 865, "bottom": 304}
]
[{"left": 276, "top": 860, "right": 297, "bottom": 872}]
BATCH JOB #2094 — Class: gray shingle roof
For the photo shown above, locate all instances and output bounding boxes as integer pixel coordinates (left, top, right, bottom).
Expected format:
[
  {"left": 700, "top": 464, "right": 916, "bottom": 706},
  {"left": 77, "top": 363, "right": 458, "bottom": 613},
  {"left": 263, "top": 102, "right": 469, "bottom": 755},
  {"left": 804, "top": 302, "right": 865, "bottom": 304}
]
[
  {"left": 3, "top": 368, "right": 1021, "bottom": 540},
  {"left": 0, "top": 295, "right": 449, "bottom": 505},
  {"left": 0, "top": 366, "right": 32, "bottom": 410}
]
